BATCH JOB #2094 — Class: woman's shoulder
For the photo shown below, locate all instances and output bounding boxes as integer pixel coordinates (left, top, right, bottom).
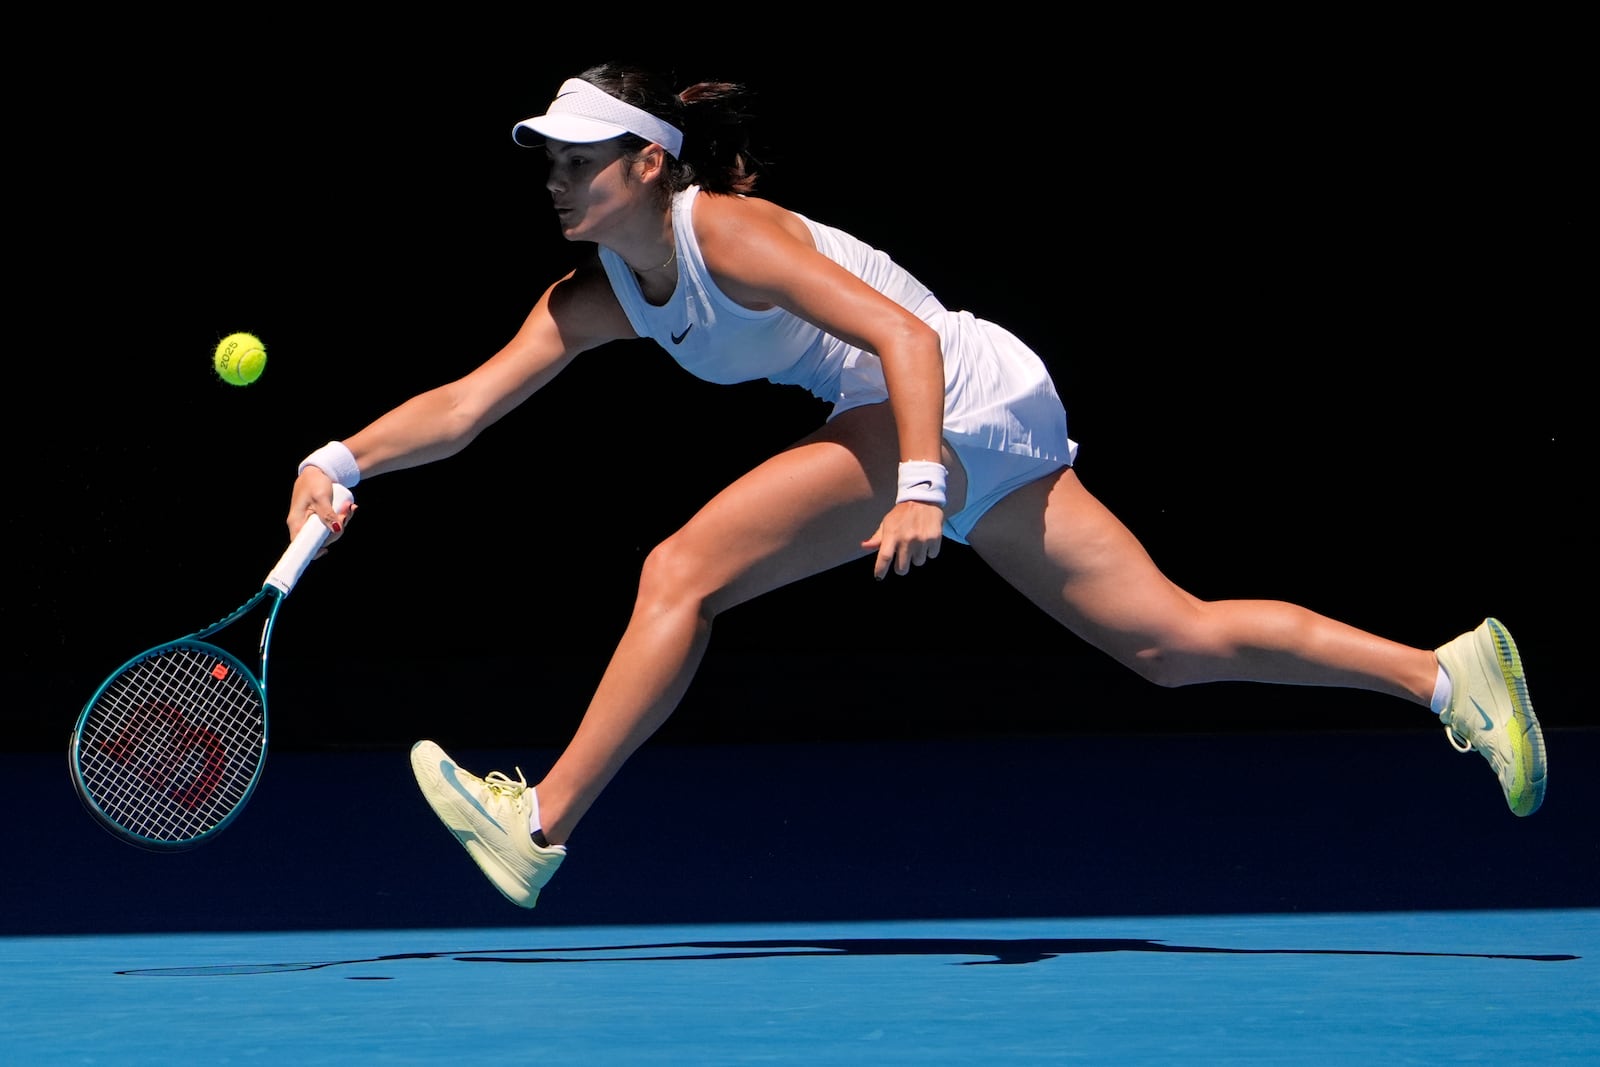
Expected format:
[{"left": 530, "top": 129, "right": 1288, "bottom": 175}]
[
  {"left": 551, "top": 246, "right": 613, "bottom": 295},
  {"left": 691, "top": 190, "right": 782, "bottom": 217},
  {"left": 692, "top": 192, "right": 812, "bottom": 250},
  {"left": 545, "top": 248, "right": 631, "bottom": 333}
]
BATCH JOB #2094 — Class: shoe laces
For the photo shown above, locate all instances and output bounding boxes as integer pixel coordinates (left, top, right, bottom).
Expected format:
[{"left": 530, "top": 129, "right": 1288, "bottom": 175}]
[
  {"left": 1443, "top": 716, "right": 1505, "bottom": 776},
  {"left": 482, "top": 767, "right": 530, "bottom": 800}
]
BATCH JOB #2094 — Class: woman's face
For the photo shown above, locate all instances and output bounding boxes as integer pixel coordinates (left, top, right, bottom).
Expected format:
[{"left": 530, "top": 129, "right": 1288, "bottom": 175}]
[{"left": 543, "top": 139, "right": 646, "bottom": 243}]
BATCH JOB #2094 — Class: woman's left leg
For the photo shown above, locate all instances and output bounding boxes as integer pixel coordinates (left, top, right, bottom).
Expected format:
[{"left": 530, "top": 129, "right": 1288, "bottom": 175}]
[
  {"left": 965, "top": 465, "right": 1545, "bottom": 815},
  {"left": 965, "top": 466, "right": 1439, "bottom": 702}
]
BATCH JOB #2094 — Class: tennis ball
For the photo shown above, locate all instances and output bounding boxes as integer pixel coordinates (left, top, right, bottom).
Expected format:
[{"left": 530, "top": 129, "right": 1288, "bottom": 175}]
[{"left": 214, "top": 332, "right": 267, "bottom": 386}]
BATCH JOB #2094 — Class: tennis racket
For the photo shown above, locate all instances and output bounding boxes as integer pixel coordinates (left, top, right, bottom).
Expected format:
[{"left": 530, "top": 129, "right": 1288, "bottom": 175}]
[{"left": 68, "top": 485, "right": 354, "bottom": 851}]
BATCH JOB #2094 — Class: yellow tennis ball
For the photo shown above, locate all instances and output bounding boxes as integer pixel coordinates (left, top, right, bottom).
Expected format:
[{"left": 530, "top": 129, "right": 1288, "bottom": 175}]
[{"left": 214, "top": 332, "right": 267, "bottom": 386}]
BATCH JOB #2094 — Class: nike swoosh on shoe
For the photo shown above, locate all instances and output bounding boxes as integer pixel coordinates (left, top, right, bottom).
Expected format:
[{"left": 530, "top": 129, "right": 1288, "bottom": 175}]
[{"left": 441, "top": 761, "right": 505, "bottom": 833}]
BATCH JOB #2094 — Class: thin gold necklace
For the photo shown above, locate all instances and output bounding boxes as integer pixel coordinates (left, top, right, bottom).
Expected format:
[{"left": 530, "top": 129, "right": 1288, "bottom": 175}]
[{"left": 638, "top": 245, "right": 676, "bottom": 272}]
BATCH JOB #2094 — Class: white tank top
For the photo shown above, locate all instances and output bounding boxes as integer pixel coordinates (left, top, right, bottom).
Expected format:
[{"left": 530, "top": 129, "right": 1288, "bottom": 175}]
[
  {"left": 599, "top": 187, "right": 938, "bottom": 404},
  {"left": 598, "top": 186, "right": 1075, "bottom": 464}
]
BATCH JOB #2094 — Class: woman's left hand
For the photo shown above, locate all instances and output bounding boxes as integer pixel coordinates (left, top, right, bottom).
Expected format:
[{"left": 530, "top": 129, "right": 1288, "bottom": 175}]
[{"left": 862, "top": 501, "right": 944, "bottom": 580}]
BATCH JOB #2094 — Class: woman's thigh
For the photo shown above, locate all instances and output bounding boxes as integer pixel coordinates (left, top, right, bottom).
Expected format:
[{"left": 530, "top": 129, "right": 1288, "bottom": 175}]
[
  {"left": 662, "top": 402, "right": 957, "bottom": 615},
  {"left": 965, "top": 468, "right": 1202, "bottom": 663}
]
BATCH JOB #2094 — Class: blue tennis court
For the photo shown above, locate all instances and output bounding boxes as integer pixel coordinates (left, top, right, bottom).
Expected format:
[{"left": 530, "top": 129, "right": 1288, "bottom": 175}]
[
  {"left": 5, "top": 910, "right": 1595, "bottom": 1063},
  {"left": 5, "top": 730, "right": 1595, "bottom": 1062}
]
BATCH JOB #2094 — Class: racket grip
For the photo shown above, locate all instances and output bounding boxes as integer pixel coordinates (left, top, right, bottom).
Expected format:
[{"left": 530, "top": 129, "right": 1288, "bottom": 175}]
[{"left": 266, "top": 483, "right": 354, "bottom": 595}]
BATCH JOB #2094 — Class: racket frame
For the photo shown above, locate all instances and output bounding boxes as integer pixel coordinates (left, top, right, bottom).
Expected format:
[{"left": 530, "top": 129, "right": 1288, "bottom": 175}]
[{"left": 68, "top": 486, "right": 350, "bottom": 851}]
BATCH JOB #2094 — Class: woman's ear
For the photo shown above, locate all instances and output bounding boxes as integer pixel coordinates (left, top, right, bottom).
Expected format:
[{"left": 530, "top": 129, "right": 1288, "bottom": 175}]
[{"left": 638, "top": 144, "right": 670, "bottom": 182}]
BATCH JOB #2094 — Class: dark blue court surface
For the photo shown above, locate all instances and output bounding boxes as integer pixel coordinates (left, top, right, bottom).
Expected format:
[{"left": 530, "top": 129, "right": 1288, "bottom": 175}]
[
  {"left": 9, "top": 729, "right": 1595, "bottom": 935},
  {"left": 4, "top": 730, "right": 1596, "bottom": 1062}
]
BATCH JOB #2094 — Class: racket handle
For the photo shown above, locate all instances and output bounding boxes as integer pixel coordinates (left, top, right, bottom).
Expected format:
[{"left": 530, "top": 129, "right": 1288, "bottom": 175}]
[{"left": 265, "top": 483, "right": 354, "bottom": 595}]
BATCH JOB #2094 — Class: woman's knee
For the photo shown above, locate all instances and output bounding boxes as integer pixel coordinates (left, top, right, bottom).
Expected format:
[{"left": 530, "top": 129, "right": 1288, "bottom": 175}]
[
  {"left": 1104, "top": 611, "right": 1226, "bottom": 689},
  {"left": 1115, "top": 608, "right": 1248, "bottom": 688},
  {"left": 635, "top": 534, "right": 721, "bottom": 621}
]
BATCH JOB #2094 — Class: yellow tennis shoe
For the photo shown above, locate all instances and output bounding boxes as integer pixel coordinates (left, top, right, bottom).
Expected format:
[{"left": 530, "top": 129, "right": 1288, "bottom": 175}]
[
  {"left": 1434, "top": 618, "right": 1547, "bottom": 816},
  {"left": 410, "top": 740, "right": 566, "bottom": 907}
]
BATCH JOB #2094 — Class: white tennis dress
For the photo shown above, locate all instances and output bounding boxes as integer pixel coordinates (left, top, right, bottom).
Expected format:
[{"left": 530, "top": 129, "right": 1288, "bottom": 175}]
[{"left": 598, "top": 186, "right": 1078, "bottom": 542}]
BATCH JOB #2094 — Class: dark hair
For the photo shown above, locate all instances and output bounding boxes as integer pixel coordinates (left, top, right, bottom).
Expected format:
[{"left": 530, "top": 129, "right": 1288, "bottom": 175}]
[{"left": 573, "top": 62, "right": 763, "bottom": 198}]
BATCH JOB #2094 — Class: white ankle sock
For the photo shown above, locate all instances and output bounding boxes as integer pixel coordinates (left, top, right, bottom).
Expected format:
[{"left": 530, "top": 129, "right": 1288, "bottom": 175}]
[
  {"left": 1429, "top": 664, "right": 1452, "bottom": 716},
  {"left": 526, "top": 787, "right": 543, "bottom": 837}
]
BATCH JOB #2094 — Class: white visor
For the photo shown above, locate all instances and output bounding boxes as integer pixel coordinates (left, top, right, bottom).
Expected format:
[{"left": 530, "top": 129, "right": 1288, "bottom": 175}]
[{"left": 512, "top": 78, "right": 684, "bottom": 159}]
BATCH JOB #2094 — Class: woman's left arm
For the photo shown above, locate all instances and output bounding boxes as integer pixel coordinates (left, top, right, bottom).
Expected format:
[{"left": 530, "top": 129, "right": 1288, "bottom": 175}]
[{"left": 695, "top": 195, "right": 947, "bottom": 579}]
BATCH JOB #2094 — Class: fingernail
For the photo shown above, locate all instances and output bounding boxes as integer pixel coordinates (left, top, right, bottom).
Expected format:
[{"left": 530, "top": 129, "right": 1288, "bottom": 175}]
[{"left": 331, "top": 521, "right": 342, "bottom": 533}]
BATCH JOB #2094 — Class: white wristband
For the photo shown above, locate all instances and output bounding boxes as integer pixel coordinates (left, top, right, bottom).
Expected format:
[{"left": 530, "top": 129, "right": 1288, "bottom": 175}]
[
  {"left": 895, "top": 460, "right": 948, "bottom": 507},
  {"left": 298, "top": 440, "right": 361, "bottom": 488}
]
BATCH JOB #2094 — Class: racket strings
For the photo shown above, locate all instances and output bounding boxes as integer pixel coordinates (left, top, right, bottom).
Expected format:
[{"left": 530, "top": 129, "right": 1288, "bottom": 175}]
[{"left": 75, "top": 645, "right": 265, "bottom": 845}]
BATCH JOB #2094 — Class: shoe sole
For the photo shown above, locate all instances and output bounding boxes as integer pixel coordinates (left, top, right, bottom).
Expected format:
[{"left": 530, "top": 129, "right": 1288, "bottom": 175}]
[{"left": 1484, "top": 618, "right": 1546, "bottom": 816}]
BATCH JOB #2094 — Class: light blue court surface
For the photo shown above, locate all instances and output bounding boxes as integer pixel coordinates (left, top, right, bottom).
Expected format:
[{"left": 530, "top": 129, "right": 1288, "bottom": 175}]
[
  {"left": 6, "top": 731, "right": 1596, "bottom": 1062},
  {"left": 4, "top": 910, "right": 1597, "bottom": 1064}
]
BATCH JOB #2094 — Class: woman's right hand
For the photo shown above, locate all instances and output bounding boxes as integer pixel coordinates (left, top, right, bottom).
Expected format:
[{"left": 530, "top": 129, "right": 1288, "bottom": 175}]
[{"left": 287, "top": 465, "right": 357, "bottom": 555}]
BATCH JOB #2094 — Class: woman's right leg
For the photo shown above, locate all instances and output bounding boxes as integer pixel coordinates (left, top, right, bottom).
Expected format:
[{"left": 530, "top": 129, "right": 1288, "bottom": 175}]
[
  {"left": 410, "top": 406, "right": 916, "bottom": 906},
  {"left": 531, "top": 403, "right": 934, "bottom": 845}
]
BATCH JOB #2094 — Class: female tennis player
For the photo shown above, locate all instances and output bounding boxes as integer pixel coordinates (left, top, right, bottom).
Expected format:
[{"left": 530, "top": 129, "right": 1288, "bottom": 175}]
[{"left": 287, "top": 62, "right": 1547, "bottom": 909}]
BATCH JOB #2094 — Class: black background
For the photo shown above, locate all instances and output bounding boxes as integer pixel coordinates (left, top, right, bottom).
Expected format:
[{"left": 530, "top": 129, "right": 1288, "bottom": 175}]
[{"left": 10, "top": 16, "right": 1581, "bottom": 756}]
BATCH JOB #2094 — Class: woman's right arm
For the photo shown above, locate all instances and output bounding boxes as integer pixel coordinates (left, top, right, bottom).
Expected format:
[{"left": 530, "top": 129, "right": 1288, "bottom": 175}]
[{"left": 288, "top": 257, "right": 632, "bottom": 541}]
